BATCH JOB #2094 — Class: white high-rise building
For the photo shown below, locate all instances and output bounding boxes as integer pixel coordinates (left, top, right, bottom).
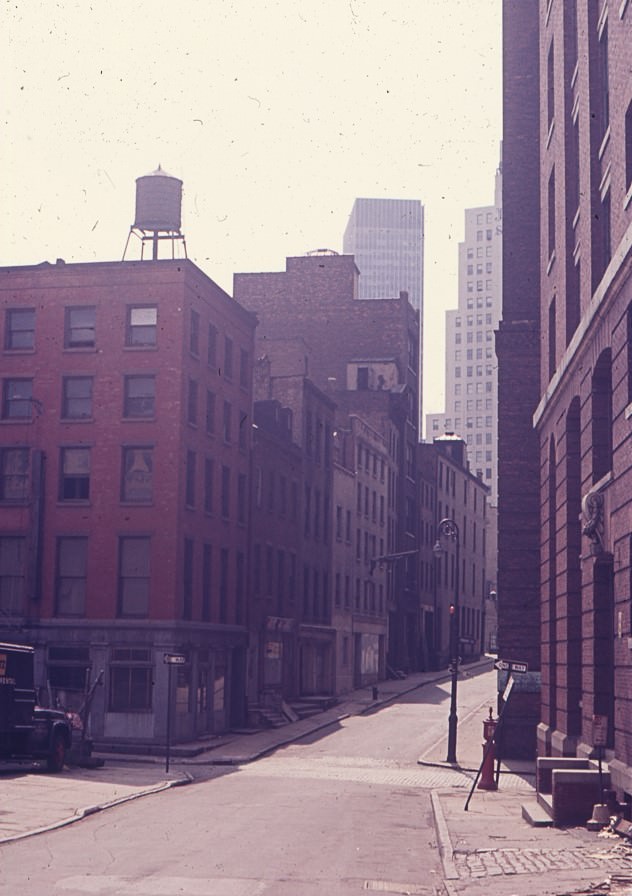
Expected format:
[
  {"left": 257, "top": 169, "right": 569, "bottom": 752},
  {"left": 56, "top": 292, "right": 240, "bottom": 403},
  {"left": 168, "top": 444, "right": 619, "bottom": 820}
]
[
  {"left": 426, "top": 157, "right": 502, "bottom": 503},
  {"left": 342, "top": 198, "right": 424, "bottom": 312}
]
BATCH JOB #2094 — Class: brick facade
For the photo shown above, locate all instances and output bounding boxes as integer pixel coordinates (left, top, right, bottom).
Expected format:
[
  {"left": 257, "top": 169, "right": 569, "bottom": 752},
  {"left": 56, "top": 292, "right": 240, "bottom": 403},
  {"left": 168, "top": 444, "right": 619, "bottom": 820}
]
[
  {"left": 0, "top": 258, "right": 256, "bottom": 745},
  {"left": 497, "top": 0, "right": 542, "bottom": 758},
  {"left": 234, "top": 254, "right": 423, "bottom": 672},
  {"left": 506, "top": 0, "right": 632, "bottom": 794}
]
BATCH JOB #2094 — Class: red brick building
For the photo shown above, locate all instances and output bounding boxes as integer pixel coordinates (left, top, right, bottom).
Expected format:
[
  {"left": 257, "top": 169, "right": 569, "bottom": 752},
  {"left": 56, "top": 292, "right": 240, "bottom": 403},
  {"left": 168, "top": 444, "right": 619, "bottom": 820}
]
[
  {"left": 504, "top": 0, "right": 632, "bottom": 795},
  {"left": 532, "top": 0, "right": 632, "bottom": 796},
  {"left": 234, "top": 253, "right": 422, "bottom": 672},
  {"left": 0, "top": 258, "right": 256, "bottom": 745}
]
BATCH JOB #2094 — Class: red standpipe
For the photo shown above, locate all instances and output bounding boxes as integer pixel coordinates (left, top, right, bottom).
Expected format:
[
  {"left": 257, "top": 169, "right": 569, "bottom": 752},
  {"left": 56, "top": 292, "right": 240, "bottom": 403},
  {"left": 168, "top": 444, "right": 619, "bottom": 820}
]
[{"left": 478, "top": 707, "right": 498, "bottom": 790}]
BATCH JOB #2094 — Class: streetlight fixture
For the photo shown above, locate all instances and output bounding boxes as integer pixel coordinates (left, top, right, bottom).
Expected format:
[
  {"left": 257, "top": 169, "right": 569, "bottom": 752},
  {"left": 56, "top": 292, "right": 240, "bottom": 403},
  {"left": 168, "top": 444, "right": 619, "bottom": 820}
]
[{"left": 433, "top": 517, "right": 460, "bottom": 764}]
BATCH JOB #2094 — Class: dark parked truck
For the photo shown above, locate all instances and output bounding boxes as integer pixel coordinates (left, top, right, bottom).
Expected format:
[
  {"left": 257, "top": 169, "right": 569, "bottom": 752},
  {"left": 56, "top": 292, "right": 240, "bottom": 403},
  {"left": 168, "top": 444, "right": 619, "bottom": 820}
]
[{"left": 0, "top": 642, "right": 72, "bottom": 772}]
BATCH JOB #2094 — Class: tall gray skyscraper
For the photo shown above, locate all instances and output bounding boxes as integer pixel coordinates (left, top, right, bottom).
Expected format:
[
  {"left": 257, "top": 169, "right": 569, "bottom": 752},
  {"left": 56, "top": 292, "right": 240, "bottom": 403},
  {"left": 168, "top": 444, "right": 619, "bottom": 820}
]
[
  {"left": 342, "top": 198, "right": 424, "bottom": 312},
  {"left": 426, "top": 157, "right": 502, "bottom": 503}
]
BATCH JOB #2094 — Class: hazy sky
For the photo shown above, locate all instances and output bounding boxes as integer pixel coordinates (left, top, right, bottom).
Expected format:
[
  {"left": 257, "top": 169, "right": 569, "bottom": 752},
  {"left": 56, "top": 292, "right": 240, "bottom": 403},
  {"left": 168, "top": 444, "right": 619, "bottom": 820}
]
[{"left": 3, "top": 0, "right": 502, "bottom": 416}]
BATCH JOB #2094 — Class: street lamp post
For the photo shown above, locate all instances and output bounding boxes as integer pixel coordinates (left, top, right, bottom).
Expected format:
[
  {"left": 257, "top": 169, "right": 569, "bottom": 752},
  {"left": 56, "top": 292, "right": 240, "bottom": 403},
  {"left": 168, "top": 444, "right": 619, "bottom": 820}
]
[{"left": 433, "top": 517, "right": 460, "bottom": 764}]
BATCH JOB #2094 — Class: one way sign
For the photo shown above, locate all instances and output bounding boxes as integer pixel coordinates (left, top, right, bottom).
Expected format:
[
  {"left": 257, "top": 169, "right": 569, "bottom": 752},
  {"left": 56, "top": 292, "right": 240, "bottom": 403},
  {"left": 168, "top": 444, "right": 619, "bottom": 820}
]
[{"left": 494, "top": 658, "right": 528, "bottom": 674}]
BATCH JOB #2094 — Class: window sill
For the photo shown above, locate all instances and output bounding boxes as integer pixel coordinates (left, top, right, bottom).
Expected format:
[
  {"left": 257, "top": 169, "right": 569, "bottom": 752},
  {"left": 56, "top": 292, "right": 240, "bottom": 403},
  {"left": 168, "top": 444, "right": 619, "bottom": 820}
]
[
  {"left": 64, "top": 346, "right": 97, "bottom": 353},
  {"left": 61, "top": 416, "right": 94, "bottom": 423},
  {"left": 3, "top": 348, "right": 35, "bottom": 355},
  {"left": 124, "top": 345, "right": 158, "bottom": 352}
]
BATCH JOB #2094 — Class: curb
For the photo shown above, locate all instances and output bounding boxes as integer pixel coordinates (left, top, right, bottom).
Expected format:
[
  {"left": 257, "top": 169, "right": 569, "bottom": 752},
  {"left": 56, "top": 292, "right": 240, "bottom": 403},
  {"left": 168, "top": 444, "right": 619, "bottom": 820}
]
[
  {"left": 431, "top": 790, "right": 459, "bottom": 881},
  {"left": 0, "top": 772, "right": 193, "bottom": 845}
]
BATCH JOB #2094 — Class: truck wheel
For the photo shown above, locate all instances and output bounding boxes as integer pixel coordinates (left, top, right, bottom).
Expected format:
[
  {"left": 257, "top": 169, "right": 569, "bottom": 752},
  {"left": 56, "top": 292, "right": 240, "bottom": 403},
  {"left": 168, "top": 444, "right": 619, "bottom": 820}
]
[{"left": 47, "top": 733, "right": 66, "bottom": 773}]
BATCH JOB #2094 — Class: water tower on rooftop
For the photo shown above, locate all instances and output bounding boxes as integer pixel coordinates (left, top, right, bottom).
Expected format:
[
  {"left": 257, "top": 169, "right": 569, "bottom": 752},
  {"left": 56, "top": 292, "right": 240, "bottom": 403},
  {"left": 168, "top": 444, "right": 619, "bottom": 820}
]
[{"left": 123, "top": 165, "right": 187, "bottom": 260}]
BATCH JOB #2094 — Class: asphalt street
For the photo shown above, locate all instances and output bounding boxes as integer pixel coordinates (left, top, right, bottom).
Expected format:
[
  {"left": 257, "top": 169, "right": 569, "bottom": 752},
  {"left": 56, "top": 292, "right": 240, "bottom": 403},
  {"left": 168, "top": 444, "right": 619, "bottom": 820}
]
[{"left": 2, "top": 665, "right": 631, "bottom": 895}]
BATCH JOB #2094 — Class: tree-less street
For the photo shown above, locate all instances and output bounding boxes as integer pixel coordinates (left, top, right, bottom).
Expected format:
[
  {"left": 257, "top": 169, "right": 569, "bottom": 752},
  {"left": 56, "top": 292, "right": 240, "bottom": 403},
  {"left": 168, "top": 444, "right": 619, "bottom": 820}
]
[{"left": 2, "top": 670, "right": 497, "bottom": 896}]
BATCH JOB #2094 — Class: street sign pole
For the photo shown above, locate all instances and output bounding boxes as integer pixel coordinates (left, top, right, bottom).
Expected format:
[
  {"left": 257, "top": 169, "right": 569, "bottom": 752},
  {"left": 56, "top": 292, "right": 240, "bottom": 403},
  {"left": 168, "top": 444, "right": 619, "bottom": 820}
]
[
  {"left": 165, "top": 661, "right": 172, "bottom": 774},
  {"left": 163, "top": 654, "right": 186, "bottom": 774}
]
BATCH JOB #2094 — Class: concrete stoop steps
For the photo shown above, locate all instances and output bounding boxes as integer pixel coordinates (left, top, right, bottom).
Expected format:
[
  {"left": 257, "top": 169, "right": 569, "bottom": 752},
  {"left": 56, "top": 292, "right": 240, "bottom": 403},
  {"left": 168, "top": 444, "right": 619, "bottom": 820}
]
[{"left": 523, "top": 756, "right": 615, "bottom": 828}]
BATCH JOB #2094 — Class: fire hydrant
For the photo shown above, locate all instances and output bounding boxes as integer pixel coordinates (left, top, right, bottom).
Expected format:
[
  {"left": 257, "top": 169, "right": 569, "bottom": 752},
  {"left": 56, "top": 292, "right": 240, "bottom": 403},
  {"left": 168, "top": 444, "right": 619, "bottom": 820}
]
[{"left": 478, "top": 707, "right": 498, "bottom": 790}]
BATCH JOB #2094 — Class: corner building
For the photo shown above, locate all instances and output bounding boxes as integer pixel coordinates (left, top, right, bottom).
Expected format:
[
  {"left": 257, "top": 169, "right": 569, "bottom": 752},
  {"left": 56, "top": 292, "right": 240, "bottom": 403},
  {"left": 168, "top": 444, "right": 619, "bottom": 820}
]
[{"left": 0, "top": 258, "right": 256, "bottom": 746}]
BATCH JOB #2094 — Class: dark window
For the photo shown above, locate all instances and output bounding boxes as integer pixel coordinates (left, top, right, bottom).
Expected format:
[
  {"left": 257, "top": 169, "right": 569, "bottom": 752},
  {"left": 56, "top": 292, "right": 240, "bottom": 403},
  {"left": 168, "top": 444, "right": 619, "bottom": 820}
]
[
  {"left": 56, "top": 536, "right": 87, "bottom": 616},
  {"left": 277, "top": 550, "right": 285, "bottom": 608},
  {"left": 185, "top": 450, "right": 196, "bottom": 507},
  {"left": 239, "top": 348, "right": 249, "bottom": 388},
  {"left": 592, "top": 349, "right": 612, "bottom": 482},
  {"left": 47, "top": 646, "right": 91, "bottom": 693},
  {"left": 253, "top": 544, "right": 261, "bottom": 595},
  {"left": 236, "top": 551, "right": 245, "bottom": 624},
  {"left": 109, "top": 647, "right": 152, "bottom": 712},
  {"left": 206, "top": 390, "right": 216, "bottom": 434},
  {"left": 124, "top": 375, "right": 155, "bottom": 418},
  {"left": 266, "top": 546, "right": 274, "bottom": 596},
  {"left": 219, "top": 548, "right": 228, "bottom": 623},
  {"left": 0, "top": 536, "right": 26, "bottom": 615},
  {"left": 221, "top": 465, "right": 230, "bottom": 518},
  {"left": 118, "top": 536, "right": 150, "bottom": 617},
  {"left": 5, "top": 309, "right": 35, "bottom": 350},
  {"left": 223, "top": 401, "right": 231, "bottom": 442},
  {"left": 2, "top": 378, "right": 33, "bottom": 419},
  {"left": 224, "top": 337, "right": 233, "bottom": 379},
  {"left": 0, "top": 448, "right": 29, "bottom": 502},
  {"left": 126, "top": 306, "right": 157, "bottom": 346},
  {"left": 202, "top": 544, "right": 212, "bottom": 621},
  {"left": 183, "top": 538, "right": 193, "bottom": 619},
  {"left": 237, "top": 473, "right": 246, "bottom": 524},
  {"left": 62, "top": 376, "right": 93, "bottom": 419},
  {"left": 65, "top": 306, "right": 96, "bottom": 349},
  {"left": 289, "top": 552, "right": 296, "bottom": 603},
  {"left": 357, "top": 367, "right": 369, "bottom": 390},
  {"left": 207, "top": 324, "right": 218, "bottom": 368},
  {"left": 190, "top": 309, "right": 200, "bottom": 356},
  {"left": 238, "top": 409, "right": 247, "bottom": 451},
  {"left": 204, "top": 458, "right": 213, "bottom": 513},
  {"left": 121, "top": 446, "right": 153, "bottom": 503},
  {"left": 60, "top": 447, "right": 90, "bottom": 500},
  {"left": 187, "top": 379, "right": 198, "bottom": 426}
]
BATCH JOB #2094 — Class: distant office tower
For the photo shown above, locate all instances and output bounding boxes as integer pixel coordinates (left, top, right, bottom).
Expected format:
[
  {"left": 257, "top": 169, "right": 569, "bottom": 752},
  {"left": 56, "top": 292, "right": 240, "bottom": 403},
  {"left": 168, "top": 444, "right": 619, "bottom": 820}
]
[
  {"left": 342, "top": 198, "right": 424, "bottom": 312},
  {"left": 426, "top": 157, "right": 502, "bottom": 502}
]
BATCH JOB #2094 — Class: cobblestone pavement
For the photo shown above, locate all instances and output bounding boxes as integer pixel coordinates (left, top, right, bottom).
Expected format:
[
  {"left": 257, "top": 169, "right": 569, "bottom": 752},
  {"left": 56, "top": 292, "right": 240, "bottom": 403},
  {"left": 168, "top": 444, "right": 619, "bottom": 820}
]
[
  {"left": 453, "top": 841, "right": 632, "bottom": 881},
  {"left": 233, "top": 754, "right": 532, "bottom": 792}
]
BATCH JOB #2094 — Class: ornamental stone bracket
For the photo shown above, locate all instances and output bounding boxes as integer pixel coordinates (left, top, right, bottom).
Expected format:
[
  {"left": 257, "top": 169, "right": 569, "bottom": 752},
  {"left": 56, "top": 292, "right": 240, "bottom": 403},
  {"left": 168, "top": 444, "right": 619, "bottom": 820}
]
[{"left": 581, "top": 489, "right": 605, "bottom": 556}]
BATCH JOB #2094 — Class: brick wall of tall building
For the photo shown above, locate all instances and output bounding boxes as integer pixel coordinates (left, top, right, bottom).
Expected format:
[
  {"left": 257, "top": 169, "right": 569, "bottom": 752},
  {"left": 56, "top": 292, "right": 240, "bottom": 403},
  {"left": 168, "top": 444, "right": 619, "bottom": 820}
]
[{"left": 498, "top": 0, "right": 542, "bottom": 758}]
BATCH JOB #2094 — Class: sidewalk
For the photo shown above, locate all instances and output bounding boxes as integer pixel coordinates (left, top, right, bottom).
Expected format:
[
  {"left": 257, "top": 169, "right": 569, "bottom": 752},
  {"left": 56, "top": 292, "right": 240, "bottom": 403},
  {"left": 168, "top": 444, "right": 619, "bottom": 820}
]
[{"left": 418, "top": 691, "right": 632, "bottom": 896}]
